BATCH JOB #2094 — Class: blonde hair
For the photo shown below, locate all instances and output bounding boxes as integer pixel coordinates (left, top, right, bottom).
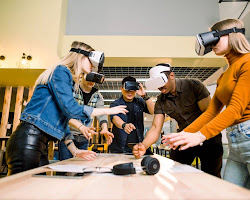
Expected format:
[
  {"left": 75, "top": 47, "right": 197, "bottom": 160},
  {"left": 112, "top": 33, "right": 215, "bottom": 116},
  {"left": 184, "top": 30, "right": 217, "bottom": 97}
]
[
  {"left": 211, "top": 19, "right": 250, "bottom": 54},
  {"left": 34, "top": 41, "right": 95, "bottom": 91}
]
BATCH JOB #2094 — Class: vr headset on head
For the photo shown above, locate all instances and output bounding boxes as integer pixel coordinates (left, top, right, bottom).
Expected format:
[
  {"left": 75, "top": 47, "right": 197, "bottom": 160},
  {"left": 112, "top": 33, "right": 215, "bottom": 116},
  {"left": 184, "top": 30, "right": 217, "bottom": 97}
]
[
  {"left": 84, "top": 72, "right": 105, "bottom": 84},
  {"left": 145, "top": 63, "right": 171, "bottom": 90},
  {"left": 195, "top": 27, "right": 245, "bottom": 56},
  {"left": 70, "top": 48, "right": 105, "bottom": 73},
  {"left": 123, "top": 81, "right": 140, "bottom": 91}
]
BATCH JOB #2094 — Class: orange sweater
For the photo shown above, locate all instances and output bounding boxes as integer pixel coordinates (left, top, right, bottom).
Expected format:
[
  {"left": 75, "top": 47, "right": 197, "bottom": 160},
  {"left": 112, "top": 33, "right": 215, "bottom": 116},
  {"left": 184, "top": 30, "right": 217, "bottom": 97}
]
[{"left": 184, "top": 51, "right": 250, "bottom": 139}]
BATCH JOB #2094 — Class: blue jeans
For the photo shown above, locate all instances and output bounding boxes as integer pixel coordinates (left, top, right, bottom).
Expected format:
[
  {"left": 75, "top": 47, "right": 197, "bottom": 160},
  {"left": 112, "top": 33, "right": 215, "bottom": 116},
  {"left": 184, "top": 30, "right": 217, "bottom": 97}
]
[
  {"left": 58, "top": 140, "right": 88, "bottom": 161},
  {"left": 224, "top": 120, "right": 250, "bottom": 189}
]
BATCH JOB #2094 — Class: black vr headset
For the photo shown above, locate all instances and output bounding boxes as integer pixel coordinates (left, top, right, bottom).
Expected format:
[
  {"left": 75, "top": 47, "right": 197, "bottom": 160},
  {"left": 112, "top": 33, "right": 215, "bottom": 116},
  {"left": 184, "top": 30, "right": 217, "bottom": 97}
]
[
  {"left": 112, "top": 156, "right": 160, "bottom": 175},
  {"left": 84, "top": 72, "right": 105, "bottom": 84},
  {"left": 123, "top": 81, "right": 140, "bottom": 91},
  {"left": 195, "top": 27, "right": 245, "bottom": 56},
  {"left": 70, "top": 48, "right": 105, "bottom": 73}
]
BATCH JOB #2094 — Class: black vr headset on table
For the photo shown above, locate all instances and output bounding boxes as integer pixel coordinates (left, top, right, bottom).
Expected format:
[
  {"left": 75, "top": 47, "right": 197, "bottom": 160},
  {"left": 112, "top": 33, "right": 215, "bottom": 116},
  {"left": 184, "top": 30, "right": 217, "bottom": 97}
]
[
  {"left": 70, "top": 48, "right": 105, "bottom": 84},
  {"left": 195, "top": 27, "right": 245, "bottom": 56},
  {"left": 123, "top": 81, "right": 140, "bottom": 91},
  {"left": 112, "top": 156, "right": 160, "bottom": 175}
]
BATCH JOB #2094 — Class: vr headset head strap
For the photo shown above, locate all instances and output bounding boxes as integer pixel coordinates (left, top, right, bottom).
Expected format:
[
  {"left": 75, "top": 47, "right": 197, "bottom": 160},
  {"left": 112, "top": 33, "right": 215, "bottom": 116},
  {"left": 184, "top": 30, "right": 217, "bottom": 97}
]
[
  {"left": 213, "top": 27, "right": 245, "bottom": 37},
  {"left": 70, "top": 48, "right": 91, "bottom": 56}
]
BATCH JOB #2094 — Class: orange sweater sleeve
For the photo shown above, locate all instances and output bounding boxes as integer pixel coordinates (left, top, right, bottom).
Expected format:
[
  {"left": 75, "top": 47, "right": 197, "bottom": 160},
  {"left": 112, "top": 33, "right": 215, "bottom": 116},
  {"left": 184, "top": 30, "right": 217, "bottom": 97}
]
[
  {"left": 184, "top": 95, "right": 223, "bottom": 135},
  {"left": 185, "top": 62, "right": 250, "bottom": 139}
]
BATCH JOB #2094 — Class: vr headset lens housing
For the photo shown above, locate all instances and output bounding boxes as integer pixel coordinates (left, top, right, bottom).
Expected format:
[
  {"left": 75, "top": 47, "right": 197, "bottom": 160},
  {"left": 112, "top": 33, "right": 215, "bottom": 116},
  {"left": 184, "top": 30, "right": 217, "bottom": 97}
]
[
  {"left": 89, "top": 51, "right": 105, "bottom": 72},
  {"left": 195, "top": 27, "right": 245, "bottom": 56},
  {"left": 123, "top": 81, "right": 140, "bottom": 91},
  {"left": 70, "top": 48, "right": 105, "bottom": 72},
  {"left": 84, "top": 72, "right": 105, "bottom": 84},
  {"left": 145, "top": 65, "right": 171, "bottom": 90},
  {"left": 195, "top": 30, "right": 219, "bottom": 56}
]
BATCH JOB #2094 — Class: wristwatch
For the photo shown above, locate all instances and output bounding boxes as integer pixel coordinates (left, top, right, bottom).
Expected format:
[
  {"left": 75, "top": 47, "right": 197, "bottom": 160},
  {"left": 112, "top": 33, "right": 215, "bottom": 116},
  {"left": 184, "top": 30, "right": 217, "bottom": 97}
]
[
  {"left": 142, "top": 93, "right": 150, "bottom": 101},
  {"left": 122, "top": 122, "right": 127, "bottom": 129}
]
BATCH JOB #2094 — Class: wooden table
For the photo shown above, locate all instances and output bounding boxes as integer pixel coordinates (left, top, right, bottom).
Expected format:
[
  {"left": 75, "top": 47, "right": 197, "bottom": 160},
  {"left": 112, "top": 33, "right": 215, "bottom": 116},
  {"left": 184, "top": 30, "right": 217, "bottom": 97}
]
[{"left": 0, "top": 154, "right": 249, "bottom": 200}]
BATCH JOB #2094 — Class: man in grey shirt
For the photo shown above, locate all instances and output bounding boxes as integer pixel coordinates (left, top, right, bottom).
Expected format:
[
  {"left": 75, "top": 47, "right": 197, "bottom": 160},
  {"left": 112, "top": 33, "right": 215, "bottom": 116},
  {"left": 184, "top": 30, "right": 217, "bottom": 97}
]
[{"left": 59, "top": 78, "right": 113, "bottom": 160}]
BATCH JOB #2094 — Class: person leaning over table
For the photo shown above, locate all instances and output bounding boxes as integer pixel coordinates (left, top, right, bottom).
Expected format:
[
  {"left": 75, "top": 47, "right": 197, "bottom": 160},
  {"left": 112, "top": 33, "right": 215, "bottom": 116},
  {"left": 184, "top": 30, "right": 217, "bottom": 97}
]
[
  {"left": 5, "top": 41, "right": 127, "bottom": 175},
  {"left": 109, "top": 76, "right": 155, "bottom": 153},
  {"left": 132, "top": 63, "right": 223, "bottom": 177},
  {"left": 162, "top": 19, "right": 250, "bottom": 189},
  {"left": 58, "top": 75, "right": 114, "bottom": 160}
]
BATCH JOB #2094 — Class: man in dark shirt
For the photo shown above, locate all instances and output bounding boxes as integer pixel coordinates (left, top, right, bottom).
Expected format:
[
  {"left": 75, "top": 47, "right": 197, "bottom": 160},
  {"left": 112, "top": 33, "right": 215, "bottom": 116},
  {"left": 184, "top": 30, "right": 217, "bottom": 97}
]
[
  {"left": 109, "top": 76, "right": 155, "bottom": 153},
  {"left": 133, "top": 63, "right": 223, "bottom": 177}
]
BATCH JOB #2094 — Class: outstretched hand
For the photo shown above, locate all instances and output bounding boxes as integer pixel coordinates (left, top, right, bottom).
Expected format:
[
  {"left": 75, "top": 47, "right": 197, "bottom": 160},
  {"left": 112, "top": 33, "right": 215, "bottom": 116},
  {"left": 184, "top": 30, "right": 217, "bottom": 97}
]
[
  {"left": 79, "top": 125, "right": 97, "bottom": 140},
  {"left": 100, "top": 128, "right": 114, "bottom": 145},
  {"left": 108, "top": 105, "right": 128, "bottom": 115},
  {"left": 161, "top": 131, "right": 206, "bottom": 150},
  {"left": 75, "top": 149, "right": 97, "bottom": 161},
  {"left": 123, "top": 123, "right": 136, "bottom": 134}
]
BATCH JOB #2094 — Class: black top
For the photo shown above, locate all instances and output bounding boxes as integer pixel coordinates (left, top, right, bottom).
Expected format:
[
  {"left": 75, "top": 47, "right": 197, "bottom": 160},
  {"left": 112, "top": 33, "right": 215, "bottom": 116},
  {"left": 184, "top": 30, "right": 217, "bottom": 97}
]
[
  {"left": 109, "top": 96, "right": 150, "bottom": 153},
  {"left": 154, "top": 78, "right": 210, "bottom": 131},
  {"left": 81, "top": 87, "right": 98, "bottom": 105},
  {"left": 125, "top": 101, "right": 139, "bottom": 151}
]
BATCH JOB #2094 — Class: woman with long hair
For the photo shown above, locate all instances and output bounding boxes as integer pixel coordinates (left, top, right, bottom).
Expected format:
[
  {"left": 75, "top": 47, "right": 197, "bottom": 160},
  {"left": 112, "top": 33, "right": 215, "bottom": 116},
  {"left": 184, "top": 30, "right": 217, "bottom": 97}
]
[
  {"left": 163, "top": 19, "right": 250, "bottom": 188},
  {"left": 6, "top": 41, "right": 127, "bottom": 175}
]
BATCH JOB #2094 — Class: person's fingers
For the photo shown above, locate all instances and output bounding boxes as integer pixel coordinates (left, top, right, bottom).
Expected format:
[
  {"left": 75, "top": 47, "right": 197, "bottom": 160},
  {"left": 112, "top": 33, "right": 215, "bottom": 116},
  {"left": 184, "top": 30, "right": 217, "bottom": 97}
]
[
  {"left": 118, "top": 105, "right": 127, "bottom": 109},
  {"left": 127, "top": 127, "right": 132, "bottom": 132},
  {"left": 86, "top": 150, "right": 97, "bottom": 155},
  {"left": 88, "top": 154, "right": 97, "bottom": 159},
  {"left": 164, "top": 133, "right": 181, "bottom": 139},
  {"left": 169, "top": 135, "right": 185, "bottom": 143},
  {"left": 138, "top": 143, "right": 144, "bottom": 150},
  {"left": 180, "top": 143, "right": 191, "bottom": 150},
  {"left": 108, "top": 132, "right": 114, "bottom": 138},
  {"left": 90, "top": 130, "right": 98, "bottom": 135},
  {"left": 82, "top": 131, "right": 90, "bottom": 140},
  {"left": 83, "top": 155, "right": 93, "bottom": 161},
  {"left": 162, "top": 141, "right": 170, "bottom": 146},
  {"left": 133, "top": 144, "right": 139, "bottom": 150},
  {"left": 130, "top": 124, "right": 136, "bottom": 129},
  {"left": 173, "top": 140, "right": 186, "bottom": 147},
  {"left": 122, "top": 109, "right": 128, "bottom": 114},
  {"left": 161, "top": 137, "right": 170, "bottom": 144}
]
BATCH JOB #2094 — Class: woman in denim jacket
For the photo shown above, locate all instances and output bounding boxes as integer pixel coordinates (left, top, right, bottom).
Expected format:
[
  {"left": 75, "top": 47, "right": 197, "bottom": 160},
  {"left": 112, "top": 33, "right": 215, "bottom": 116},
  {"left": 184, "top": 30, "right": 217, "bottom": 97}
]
[
  {"left": 5, "top": 41, "right": 127, "bottom": 175},
  {"left": 162, "top": 19, "right": 250, "bottom": 188}
]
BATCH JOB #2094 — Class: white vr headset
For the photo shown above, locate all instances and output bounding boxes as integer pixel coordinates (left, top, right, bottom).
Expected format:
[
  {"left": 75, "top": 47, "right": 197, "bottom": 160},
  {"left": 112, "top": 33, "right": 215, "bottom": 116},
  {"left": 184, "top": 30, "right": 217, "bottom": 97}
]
[
  {"left": 70, "top": 48, "right": 105, "bottom": 72},
  {"left": 195, "top": 27, "right": 245, "bottom": 56},
  {"left": 145, "top": 63, "right": 171, "bottom": 90}
]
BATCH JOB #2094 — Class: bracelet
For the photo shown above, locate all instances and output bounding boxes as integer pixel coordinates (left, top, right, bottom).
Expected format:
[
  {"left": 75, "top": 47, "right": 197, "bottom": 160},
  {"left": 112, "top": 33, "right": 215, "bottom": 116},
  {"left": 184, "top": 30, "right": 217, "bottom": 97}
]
[
  {"left": 199, "top": 132, "right": 203, "bottom": 146},
  {"left": 66, "top": 141, "right": 73, "bottom": 147},
  {"left": 78, "top": 124, "right": 84, "bottom": 130},
  {"left": 73, "top": 148, "right": 78, "bottom": 157},
  {"left": 142, "top": 93, "right": 150, "bottom": 101}
]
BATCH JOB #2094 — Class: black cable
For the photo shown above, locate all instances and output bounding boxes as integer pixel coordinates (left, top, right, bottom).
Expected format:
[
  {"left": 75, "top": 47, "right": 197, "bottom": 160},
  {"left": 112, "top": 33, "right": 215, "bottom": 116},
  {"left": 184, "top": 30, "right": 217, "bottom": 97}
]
[{"left": 238, "top": 1, "right": 250, "bottom": 19}]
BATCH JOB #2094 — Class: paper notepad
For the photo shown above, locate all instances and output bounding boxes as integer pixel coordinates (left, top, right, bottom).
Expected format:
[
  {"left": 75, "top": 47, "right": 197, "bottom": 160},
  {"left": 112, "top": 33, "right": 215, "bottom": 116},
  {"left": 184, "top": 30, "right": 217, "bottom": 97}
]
[{"left": 47, "top": 164, "right": 112, "bottom": 173}]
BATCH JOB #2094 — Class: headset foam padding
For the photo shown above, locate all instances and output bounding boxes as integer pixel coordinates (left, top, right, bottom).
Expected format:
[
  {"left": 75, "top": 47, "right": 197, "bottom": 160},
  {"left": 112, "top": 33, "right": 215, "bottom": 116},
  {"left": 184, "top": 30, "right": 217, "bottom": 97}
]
[{"left": 141, "top": 156, "right": 160, "bottom": 175}]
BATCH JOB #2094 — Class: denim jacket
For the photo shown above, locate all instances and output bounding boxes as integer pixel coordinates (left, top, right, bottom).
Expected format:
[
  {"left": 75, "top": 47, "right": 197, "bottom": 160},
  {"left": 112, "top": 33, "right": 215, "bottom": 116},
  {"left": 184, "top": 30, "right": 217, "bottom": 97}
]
[
  {"left": 20, "top": 65, "right": 93, "bottom": 140},
  {"left": 109, "top": 96, "right": 149, "bottom": 153}
]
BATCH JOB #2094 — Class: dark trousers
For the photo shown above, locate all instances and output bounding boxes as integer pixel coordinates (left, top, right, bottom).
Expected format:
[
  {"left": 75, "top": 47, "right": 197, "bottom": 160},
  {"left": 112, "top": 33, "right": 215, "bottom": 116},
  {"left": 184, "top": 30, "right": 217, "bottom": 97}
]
[
  {"left": 5, "top": 121, "right": 53, "bottom": 175},
  {"left": 170, "top": 133, "right": 223, "bottom": 178}
]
